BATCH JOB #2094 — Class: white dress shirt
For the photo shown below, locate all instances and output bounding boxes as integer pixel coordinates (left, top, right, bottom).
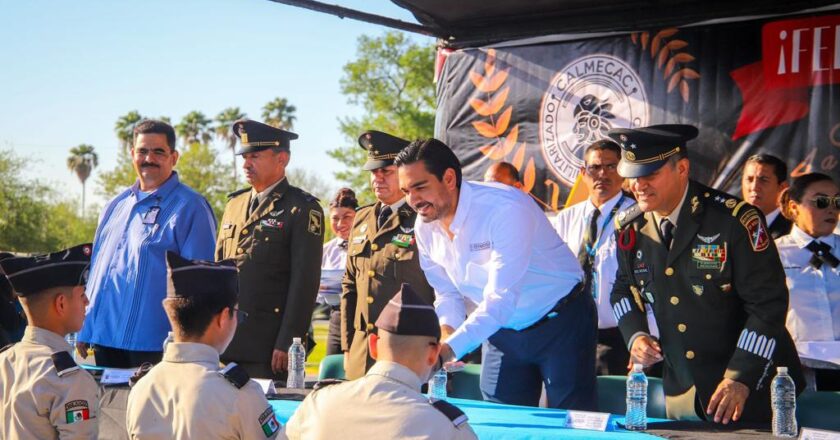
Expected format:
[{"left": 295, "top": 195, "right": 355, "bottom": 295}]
[
  {"left": 777, "top": 226, "right": 840, "bottom": 350},
  {"left": 553, "top": 192, "right": 659, "bottom": 335},
  {"left": 765, "top": 208, "right": 782, "bottom": 227},
  {"left": 322, "top": 237, "right": 348, "bottom": 270},
  {"left": 415, "top": 181, "right": 583, "bottom": 359},
  {"left": 319, "top": 237, "right": 348, "bottom": 306}
]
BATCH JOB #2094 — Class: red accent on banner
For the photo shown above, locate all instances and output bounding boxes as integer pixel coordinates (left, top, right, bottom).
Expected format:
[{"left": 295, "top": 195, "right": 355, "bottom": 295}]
[
  {"left": 730, "top": 62, "right": 810, "bottom": 140},
  {"left": 762, "top": 15, "right": 840, "bottom": 89},
  {"left": 435, "top": 48, "right": 452, "bottom": 84}
]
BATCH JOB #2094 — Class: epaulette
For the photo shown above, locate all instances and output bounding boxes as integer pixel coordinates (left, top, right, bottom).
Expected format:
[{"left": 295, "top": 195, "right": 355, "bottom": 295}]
[
  {"left": 219, "top": 362, "right": 250, "bottom": 389},
  {"left": 290, "top": 186, "right": 320, "bottom": 204},
  {"left": 313, "top": 378, "right": 345, "bottom": 391},
  {"left": 700, "top": 187, "right": 752, "bottom": 217},
  {"left": 430, "top": 399, "right": 469, "bottom": 427},
  {"left": 227, "top": 188, "right": 250, "bottom": 199},
  {"left": 0, "top": 343, "right": 15, "bottom": 354},
  {"left": 51, "top": 351, "right": 81, "bottom": 378},
  {"left": 615, "top": 204, "right": 643, "bottom": 230}
]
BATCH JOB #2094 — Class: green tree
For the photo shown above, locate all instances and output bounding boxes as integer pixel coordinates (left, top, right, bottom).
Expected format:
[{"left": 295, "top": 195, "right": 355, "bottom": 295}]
[
  {"left": 328, "top": 31, "right": 436, "bottom": 202},
  {"left": 176, "top": 111, "right": 213, "bottom": 146},
  {"left": 67, "top": 144, "right": 98, "bottom": 216},
  {"left": 175, "top": 142, "right": 235, "bottom": 220},
  {"left": 261, "top": 98, "right": 297, "bottom": 130},
  {"left": 215, "top": 107, "right": 247, "bottom": 183},
  {"left": 115, "top": 110, "right": 143, "bottom": 152},
  {"left": 286, "top": 168, "right": 333, "bottom": 204}
]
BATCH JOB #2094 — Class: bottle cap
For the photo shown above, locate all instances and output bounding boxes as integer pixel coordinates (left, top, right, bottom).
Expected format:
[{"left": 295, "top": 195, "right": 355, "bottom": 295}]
[
  {"left": 777, "top": 366, "right": 788, "bottom": 374},
  {"left": 293, "top": 337, "right": 302, "bottom": 344},
  {"left": 632, "top": 363, "right": 644, "bottom": 372}
]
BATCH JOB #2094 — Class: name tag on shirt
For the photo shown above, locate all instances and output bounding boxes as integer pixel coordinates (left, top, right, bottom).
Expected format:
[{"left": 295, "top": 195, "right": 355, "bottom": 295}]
[
  {"left": 470, "top": 241, "right": 491, "bottom": 252},
  {"left": 142, "top": 207, "right": 160, "bottom": 225}
]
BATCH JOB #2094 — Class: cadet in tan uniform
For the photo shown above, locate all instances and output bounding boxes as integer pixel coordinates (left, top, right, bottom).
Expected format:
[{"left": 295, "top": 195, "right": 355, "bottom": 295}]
[
  {"left": 126, "top": 251, "right": 284, "bottom": 439},
  {"left": 216, "top": 119, "right": 324, "bottom": 380},
  {"left": 287, "top": 283, "right": 476, "bottom": 440},
  {"left": 0, "top": 244, "right": 99, "bottom": 440},
  {"left": 341, "top": 130, "right": 436, "bottom": 379}
]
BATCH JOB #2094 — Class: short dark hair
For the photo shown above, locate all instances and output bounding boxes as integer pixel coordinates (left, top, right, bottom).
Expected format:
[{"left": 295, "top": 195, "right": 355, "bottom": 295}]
[
  {"left": 329, "top": 188, "right": 358, "bottom": 210},
  {"left": 492, "top": 162, "right": 520, "bottom": 182},
  {"left": 394, "top": 138, "right": 462, "bottom": 188},
  {"left": 745, "top": 154, "right": 787, "bottom": 184},
  {"left": 163, "top": 289, "right": 237, "bottom": 338},
  {"left": 780, "top": 172, "right": 836, "bottom": 220},
  {"left": 583, "top": 139, "right": 621, "bottom": 162},
  {"left": 134, "top": 119, "right": 177, "bottom": 151}
]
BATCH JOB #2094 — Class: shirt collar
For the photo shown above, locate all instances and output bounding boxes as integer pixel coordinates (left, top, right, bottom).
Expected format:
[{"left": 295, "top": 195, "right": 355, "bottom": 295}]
[
  {"left": 130, "top": 171, "right": 181, "bottom": 201},
  {"left": 586, "top": 191, "right": 624, "bottom": 216},
  {"left": 251, "top": 177, "right": 286, "bottom": 204},
  {"left": 162, "top": 342, "right": 220, "bottom": 367},
  {"left": 447, "top": 181, "right": 473, "bottom": 235},
  {"left": 789, "top": 224, "right": 837, "bottom": 249},
  {"left": 365, "top": 360, "right": 423, "bottom": 391},
  {"left": 653, "top": 183, "right": 689, "bottom": 228},
  {"left": 765, "top": 208, "right": 781, "bottom": 226},
  {"left": 23, "top": 326, "right": 70, "bottom": 352},
  {"left": 383, "top": 198, "right": 406, "bottom": 214}
]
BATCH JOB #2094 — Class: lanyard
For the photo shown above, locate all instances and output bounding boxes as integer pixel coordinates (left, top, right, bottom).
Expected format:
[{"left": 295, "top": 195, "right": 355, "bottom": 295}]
[{"left": 585, "top": 194, "right": 625, "bottom": 258}]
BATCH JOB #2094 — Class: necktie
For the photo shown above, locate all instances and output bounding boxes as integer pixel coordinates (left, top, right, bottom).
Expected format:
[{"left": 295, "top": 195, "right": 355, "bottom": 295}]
[
  {"left": 338, "top": 240, "right": 348, "bottom": 250},
  {"left": 805, "top": 240, "right": 840, "bottom": 269},
  {"left": 377, "top": 206, "right": 392, "bottom": 230},
  {"left": 660, "top": 218, "right": 674, "bottom": 250},
  {"left": 578, "top": 208, "right": 600, "bottom": 296},
  {"left": 248, "top": 196, "right": 260, "bottom": 217}
]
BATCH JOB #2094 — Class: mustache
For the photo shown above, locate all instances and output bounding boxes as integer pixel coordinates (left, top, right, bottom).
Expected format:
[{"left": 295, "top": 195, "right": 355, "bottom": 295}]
[{"left": 140, "top": 163, "right": 159, "bottom": 169}]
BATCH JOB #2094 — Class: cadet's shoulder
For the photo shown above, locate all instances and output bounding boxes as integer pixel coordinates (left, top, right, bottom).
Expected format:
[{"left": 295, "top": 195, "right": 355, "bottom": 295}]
[
  {"left": 50, "top": 351, "right": 91, "bottom": 381},
  {"left": 429, "top": 399, "right": 470, "bottom": 428},
  {"left": 219, "top": 363, "right": 252, "bottom": 389},
  {"left": 227, "top": 187, "right": 251, "bottom": 199}
]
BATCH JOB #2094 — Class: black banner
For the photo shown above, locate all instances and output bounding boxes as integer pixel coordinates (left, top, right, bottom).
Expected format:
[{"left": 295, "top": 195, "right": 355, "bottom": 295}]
[{"left": 435, "top": 12, "right": 840, "bottom": 210}]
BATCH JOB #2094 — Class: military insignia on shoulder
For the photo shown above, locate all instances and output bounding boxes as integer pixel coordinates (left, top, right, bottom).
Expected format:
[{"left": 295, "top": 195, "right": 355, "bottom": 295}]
[
  {"left": 51, "top": 351, "right": 80, "bottom": 377},
  {"left": 258, "top": 406, "right": 281, "bottom": 437},
  {"left": 739, "top": 209, "right": 769, "bottom": 252},
  {"left": 219, "top": 362, "right": 251, "bottom": 389},
  {"left": 65, "top": 400, "right": 91, "bottom": 424},
  {"left": 227, "top": 188, "right": 250, "bottom": 199},
  {"left": 430, "top": 399, "right": 469, "bottom": 427},
  {"left": 313, "top": 378, "right": 345, "bottom": 391},
  {"left": 308, "top": 209, "right": 323, "bottom": 236},
  {"left": 615, "top": 204, "right": 642, "bottom": 230}
]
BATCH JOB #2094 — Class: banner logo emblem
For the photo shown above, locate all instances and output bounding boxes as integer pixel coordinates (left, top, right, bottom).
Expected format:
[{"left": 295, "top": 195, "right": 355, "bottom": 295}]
[{"left": 539, "top": 54, "right": 649, "bottom": 185}]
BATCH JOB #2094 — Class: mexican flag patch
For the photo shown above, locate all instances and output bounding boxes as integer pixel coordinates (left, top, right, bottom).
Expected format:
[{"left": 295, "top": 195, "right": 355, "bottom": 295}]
[
  {"left": 258, "top": 406, "right": 280, "bottom": 437},
  {"left": 65, "top": 400, "right": 90, "bottom": 424}
]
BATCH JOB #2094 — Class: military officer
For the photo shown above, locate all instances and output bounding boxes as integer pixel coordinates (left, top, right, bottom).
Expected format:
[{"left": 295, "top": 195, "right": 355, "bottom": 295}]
[
  {"left": 286, "top": 283, "right": 477, "bottom": 440},
  {"left": 0, "top": 244, "right": 100, "bottom": 439},
  {"left": 216, "top": 119, "right": 324, "bottom": 380},
  {"left": 609, "top": 124, "right": 804, "bottom": 424},
  {"left": 126, "top": 252, "right": 284, "bottom": 439},
  {"left": 341, "top": 130, "right": 435, "bottom": 379}
]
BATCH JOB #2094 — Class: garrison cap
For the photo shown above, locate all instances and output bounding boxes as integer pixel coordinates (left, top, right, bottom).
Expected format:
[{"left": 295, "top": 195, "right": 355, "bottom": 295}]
[
  {"left": 358, "top": 130, "right": 411, "bottom": 171},
  {"left": 0, "top": 244, "right": 92, "bottom": 297},
  {"left": 165, "top": 251, "right": 238, "bottom": 299},
  {"left": 609, "top": 124, "right": 699, "bottom": 178},
  {"left": 375, "top": 283, "right": 441, "bottom": 339},
  {"left": 232, "top": 119, "right": 299, "bottom": 155}
]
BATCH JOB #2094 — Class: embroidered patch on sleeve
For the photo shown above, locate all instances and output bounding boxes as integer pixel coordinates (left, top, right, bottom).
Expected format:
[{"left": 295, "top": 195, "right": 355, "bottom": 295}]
[
  {"left": 64, "top": 400, "right": 90, "bottom": 424},
  {"left": 259, "top": 406, "right": 280, "bottom": 437},
  {"left": 739, "top": 211, "right": 769, "bottom": 252},
  {"left": 308, "top": 210, "right": 323, "bottom": 236}
]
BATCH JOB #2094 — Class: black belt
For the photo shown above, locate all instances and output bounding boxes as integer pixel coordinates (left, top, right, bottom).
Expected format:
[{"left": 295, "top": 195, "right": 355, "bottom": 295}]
[{"left": 522, "top": 282, "right": 584, "bottom": 331}]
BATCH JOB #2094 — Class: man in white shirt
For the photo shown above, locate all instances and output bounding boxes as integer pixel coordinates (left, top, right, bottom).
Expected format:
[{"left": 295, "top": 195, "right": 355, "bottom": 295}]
[
  {"left": 741, "top": 154, "right": 792, "bottom": 239},
  {"left": 553, "top": 139, "right": 655, "bottom": 375},
  {"left": 395, "top": 138, "right": 596, "bottom": 409}
]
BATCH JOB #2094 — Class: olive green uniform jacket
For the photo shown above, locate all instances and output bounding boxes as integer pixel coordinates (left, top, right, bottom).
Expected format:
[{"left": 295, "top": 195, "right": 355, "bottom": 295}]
[
  {"left": 216, "top": 178, "right": 324, "bottom": 379},
  {"left": 341, "top": 202, "right": 435, "bottom": 379}
]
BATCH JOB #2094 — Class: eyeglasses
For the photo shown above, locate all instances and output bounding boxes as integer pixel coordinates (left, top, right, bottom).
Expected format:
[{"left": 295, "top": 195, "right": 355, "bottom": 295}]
[
  {"left": 584, "top": 163, "right": 618, "bottom": 175},
  {"left": 134, "top": 148, "right": 171, "bottom": 158},
  {"left": 810, "top": 196, "right": 840, "bottom": 210},
  {"left": 234, "top": 308, "right": 248, "bottom": 325}
]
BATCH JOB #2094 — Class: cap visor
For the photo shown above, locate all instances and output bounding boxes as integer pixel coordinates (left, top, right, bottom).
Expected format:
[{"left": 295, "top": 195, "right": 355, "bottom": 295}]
[
  {"left": 617, "top": 159, "right": 668, "bottom": 178},
  {"left": 362, "top": 159, "right": 393, "bottom": 171}
]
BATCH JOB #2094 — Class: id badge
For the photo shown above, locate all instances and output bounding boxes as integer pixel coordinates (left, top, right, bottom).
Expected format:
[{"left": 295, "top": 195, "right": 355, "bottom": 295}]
[{"left": 142, "top": 207, "right": 160, "bottom": 225}]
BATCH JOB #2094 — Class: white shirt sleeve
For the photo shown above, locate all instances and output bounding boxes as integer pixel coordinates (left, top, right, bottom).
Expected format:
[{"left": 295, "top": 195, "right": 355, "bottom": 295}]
[{"left": 416, "top": 228, "right": 466, "bottom": 329}]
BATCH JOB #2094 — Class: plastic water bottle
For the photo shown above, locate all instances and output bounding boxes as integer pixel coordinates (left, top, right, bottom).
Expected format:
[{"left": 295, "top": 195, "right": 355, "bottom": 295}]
[
  {"left": 428, "top": 369, "right": 448, "bottom": 400},
  {"left": 771, "top": 366, "right": 798, "bottom": 437},
  {"left": 162, "top": 331, "right": 174, "bottom": 354},
  {"left": 286, "top": 337, "right": 306, "bottom": 389},
  {"left": 65, "top": 332, "right": 77, "bottom": 361},
  {"left": 625, "top": 363, "right": 648, "bottom": 431}
]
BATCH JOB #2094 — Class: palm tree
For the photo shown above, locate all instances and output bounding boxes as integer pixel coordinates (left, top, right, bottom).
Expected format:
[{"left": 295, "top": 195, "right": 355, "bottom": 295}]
[
  {"left": 176, "top": 111, "right": 213, "bottom": 146},
  {"left": 114, "top": 110, "right": 143, "bottom": 151},
  {"left": 261, "top": 97, "right": 297, "bottom": 130},
  {"left": 67, "top": 144, "right": 98, "bottom": 216},
  {"left": 215, "top": 107, "right": 247, "bottom": 182}
]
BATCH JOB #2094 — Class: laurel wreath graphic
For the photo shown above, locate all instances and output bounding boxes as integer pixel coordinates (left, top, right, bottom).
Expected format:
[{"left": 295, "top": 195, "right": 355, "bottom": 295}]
[
  {"left": 470, "top": 49, "right": 537, "bottom": 192},
  {"left": 631, "top": 28, "right": 700, "bottom": 103}
]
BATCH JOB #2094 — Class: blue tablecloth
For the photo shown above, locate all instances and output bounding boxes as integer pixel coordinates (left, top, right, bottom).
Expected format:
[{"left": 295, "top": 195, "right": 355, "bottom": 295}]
[{"left": 271, "top": 397, "right": 664, "bottom": 439}]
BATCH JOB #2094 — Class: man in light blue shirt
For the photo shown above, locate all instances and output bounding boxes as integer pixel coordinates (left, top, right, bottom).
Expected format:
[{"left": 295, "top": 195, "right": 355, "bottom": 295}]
[{"left": 77, "top": 119, "right": 217, "bottom": 368}]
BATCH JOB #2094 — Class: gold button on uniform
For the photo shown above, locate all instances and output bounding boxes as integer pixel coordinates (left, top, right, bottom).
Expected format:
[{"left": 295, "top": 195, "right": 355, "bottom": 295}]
[
  {"left": 366, "top": 296, "right": 374, "bottom": 304},
  {"left": 678, "top": 323, "right": 687, "bottom": 332},
  {"left": 371, "top": 244, "right": 379, "bottom": 251},
  {"left": 665, "top": 267, "right": 674, "bottom": 276},
  {"left": 273, "top": 308, "right": 280, "bottom": 313},
  {"left": 367, "top": 270, "right": 375, "bottom": 277},
  {"left": 366, "top": 323, "right": 374, "bottom": 331},
  {"left": 670, "top": 296, "right": 680, "bottom": 305},
  {"left": 241, "top": 228, "right": 248, "bottom": 235},
  {"left": 236, "top": 247, "right": 244, "bottom": 254},
  {"left": 686, "top": 350, "right": 695, "bottom": 359},
  {"left": 705, "top": 274, "right": 712, "bottom": 280}
]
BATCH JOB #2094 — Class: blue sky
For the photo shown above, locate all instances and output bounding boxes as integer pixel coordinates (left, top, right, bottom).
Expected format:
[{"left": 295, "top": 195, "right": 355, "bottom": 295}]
[{"left": 0, "top": 0, "right": 431, "bottom": 206}]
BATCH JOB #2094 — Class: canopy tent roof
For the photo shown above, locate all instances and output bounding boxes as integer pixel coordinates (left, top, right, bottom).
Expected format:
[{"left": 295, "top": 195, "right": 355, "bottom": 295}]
[{"left": 392, "top": 0, "right": 840, "bottom": 48}]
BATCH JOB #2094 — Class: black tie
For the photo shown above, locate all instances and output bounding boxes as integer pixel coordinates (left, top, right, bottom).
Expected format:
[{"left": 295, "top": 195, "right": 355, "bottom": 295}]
[
  {"left": 377, "top": 206, "right": 392, "bottom": 230},
  {"left": 660, "top": 218, "right": 674, "bottom": 250},
  {"left": 805, "top": 240, "right": 840, "bottom": 269},
  {"left": 338, "top": 240, "right": 348, "bottom": 250},
  {"left": 248, "top": 196, "right": 260, "bottom": 217},
  {"left": 578, "top": 208, "right": 600, "bottom": 269}
]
